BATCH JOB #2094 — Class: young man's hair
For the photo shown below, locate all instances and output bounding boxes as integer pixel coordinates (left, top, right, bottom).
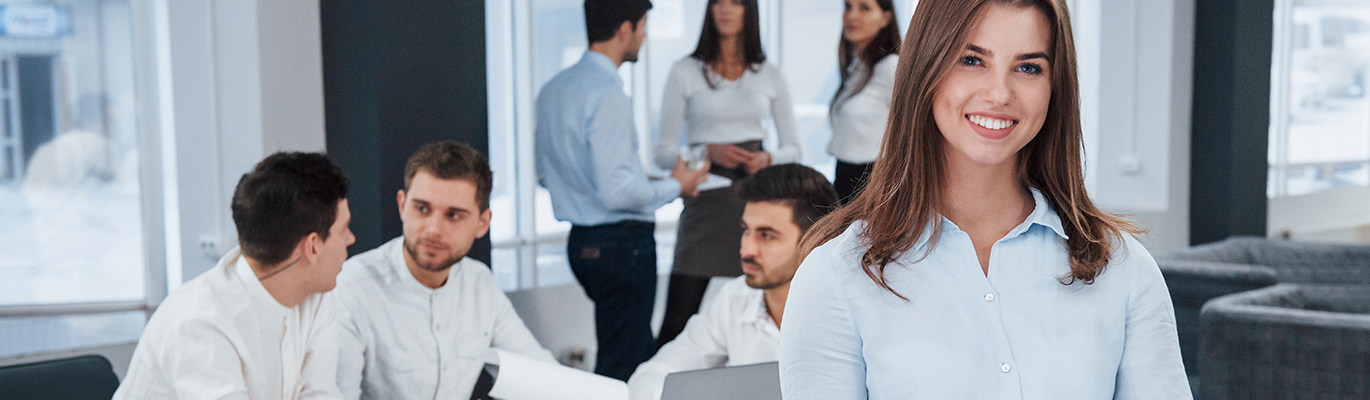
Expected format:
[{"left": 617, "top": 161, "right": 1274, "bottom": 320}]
[
  {"left": 231, "top": 152, "right": 350, "bottom": 265},
  {"left": 734, "top": 164, "right": 840, "bottom": 233},
  {"left": 403, "top": 140, "right": 493, "bottom": 211},
  {"left": 584, "top": 0, "right": 653, "bottom": 43}
]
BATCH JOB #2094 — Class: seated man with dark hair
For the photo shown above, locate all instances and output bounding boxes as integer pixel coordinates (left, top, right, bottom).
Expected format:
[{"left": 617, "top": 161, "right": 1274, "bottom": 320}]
[
  {"left": 627, "top": 164, "right": 839, "bottom": 400},
  {"left": 334, "top": 141, "right": 554, "bottom": 400},
  {"left": 116, "top": 152, "right": 354, "bottom": 400}
]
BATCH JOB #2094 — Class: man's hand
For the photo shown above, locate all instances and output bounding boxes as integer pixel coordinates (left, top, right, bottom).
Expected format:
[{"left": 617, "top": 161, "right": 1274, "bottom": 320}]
[
  {"left": 708, "top": 144, "right": 752, "bottom": 169},
  {"left": 671, "top": 158, "right": 710, "bottom": 198},
  {"left": 743, "top": 151, "right": 772, "bottom": 174}
]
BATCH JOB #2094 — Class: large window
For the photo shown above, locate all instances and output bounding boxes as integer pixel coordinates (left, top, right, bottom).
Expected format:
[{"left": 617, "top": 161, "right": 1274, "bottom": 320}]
[
  {"left": 0, "top": 0, "right": 158, "bottom": 357},
  {"left": 1269, "top": 0, "right": 1370, "bottom": 197}
]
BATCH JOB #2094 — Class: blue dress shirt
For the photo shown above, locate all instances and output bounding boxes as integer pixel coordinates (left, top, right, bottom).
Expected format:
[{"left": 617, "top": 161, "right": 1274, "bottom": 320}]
[
  {"left": 534, "top": 51, "right": 681, "bottom": 226},
  {"left": 780, "top": 189, "right": 1192, "bottom": 399}
]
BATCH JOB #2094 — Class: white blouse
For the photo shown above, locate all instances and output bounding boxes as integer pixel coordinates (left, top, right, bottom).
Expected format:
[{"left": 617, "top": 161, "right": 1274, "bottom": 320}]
[
  {"left": 654, "top": 57, "right": 801, "bottom": 185},
  {"left": 828, "top": 55, "right": 898, "bottom": 164},
  {"left": 780, "top": 189, "right": 1191, "bottom": 399}
]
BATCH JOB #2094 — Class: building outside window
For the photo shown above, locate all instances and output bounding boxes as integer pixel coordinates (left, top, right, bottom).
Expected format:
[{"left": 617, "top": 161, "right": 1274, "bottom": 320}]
[
  {"left": 0, "top": 0, "right": 152, "bottom": 357},
  {"left": 1269, "top": 0, "right": 1370, "bottom": 197}
]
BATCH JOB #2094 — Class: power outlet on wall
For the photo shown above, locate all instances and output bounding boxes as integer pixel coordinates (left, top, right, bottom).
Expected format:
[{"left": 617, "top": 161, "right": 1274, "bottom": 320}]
[{"left": 199, "top": 235, "right": 221, "bottom": 260}]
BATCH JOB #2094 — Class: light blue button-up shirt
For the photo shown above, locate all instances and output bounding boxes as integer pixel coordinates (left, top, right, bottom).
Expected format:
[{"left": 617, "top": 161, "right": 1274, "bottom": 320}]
[
  {"left": 780, "top": 189, "right": 1192, "bottom": 399},
  {"left": 534, "top": 51, "right": 681, "bottom": 226}
]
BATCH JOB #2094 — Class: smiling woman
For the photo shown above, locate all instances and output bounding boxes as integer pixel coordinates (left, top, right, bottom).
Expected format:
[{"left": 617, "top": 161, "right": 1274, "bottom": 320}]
[{"left": 778, "top": 0, "right": 1192, "bottom": 398}]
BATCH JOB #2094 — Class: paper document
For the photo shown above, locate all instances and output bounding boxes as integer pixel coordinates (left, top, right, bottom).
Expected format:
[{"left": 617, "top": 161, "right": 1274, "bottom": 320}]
[{"left": 487, "top": 349, "right": 629, "bottom": 400}]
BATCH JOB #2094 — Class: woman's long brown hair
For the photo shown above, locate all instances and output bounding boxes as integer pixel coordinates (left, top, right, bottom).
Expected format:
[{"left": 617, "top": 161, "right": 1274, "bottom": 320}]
[
  {"left": 800, "top": 0, "right": 1139, "bottom": 300},
  {"left": 691, "top": 0, "right": 766, "bottom": 89},
  {"left": 830, "top": 0, "right": 902, "bottom": 112}
]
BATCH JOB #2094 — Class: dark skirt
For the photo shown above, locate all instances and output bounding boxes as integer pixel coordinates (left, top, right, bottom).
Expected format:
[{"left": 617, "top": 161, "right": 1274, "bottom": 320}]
[
  {"left": 670, "top": 186, "right": 745, "bottom": 278},
  {"left": 834, "top": 160, "right": 875, "bottom": 205}
]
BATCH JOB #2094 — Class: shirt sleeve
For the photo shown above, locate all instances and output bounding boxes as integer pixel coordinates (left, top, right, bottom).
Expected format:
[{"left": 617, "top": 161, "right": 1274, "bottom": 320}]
[
  {"left": 766, "top": 65, "right": 802, "bottom": 164},
  {"left": 655, "top": 61, "right": 689, "bottom": 170},
  {"left": 334, "top": 295, "right": 366, "bottom": 400},
  {"left": 160, "top": 317, "right": 252, "bottom": 400},
  {"left": 627, "top": 292, "right": 732, "bottom": 400},
  {"left": 299, "top": 296, "right": 344, "bottom": 400},
  {"left": 1113, "top": 239, "right": 1194, "bottom": 400},
  {"left": 778, "top": 245, "right": 866, "bottom": 400},
  {"left": 487, "top": 276, "right": 556, "bottom": 363},
  {"left": 588, "top": 90, "right": 682, "bottom": 211}
]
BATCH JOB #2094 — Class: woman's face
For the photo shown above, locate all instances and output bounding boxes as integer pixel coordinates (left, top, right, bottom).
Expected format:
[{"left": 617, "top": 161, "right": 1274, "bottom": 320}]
[
  {"left": 843, "top": 0, "right": 891, "bottom": 48},
  {"left": 932, "top": 4, "right": 1052, "bottom": 168},
  {"left": 711, "top": 0, "right": 746, "bottom": 37}
]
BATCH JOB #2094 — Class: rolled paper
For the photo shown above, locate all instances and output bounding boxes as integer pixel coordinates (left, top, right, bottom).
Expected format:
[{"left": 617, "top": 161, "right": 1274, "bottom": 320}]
[{"left": 487, "top": 349, "right": 629, "bottom": 400}]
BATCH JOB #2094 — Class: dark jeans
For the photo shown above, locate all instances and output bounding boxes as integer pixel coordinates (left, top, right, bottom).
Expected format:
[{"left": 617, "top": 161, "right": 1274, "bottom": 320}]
[
  {"left": 567, "top": 221, "right": 658, "bottom": 381},
  {"left": 656, "top": 273, "right": 713, "bottom": 347},
  {"left": 834, "top": 160, "right": 875, "bottom": 205}
]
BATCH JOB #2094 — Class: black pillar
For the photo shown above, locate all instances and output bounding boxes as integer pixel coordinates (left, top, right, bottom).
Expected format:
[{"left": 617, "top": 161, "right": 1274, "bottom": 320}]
[
  {"left": 321, "top": 1, "right": 491, "bottom": 264},
  {"left": 1189, "top": 0, "right": 1272, "bottom": 245}
]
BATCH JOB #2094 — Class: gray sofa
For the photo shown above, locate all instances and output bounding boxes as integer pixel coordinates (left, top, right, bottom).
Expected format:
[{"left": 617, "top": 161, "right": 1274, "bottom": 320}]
[
  {"left": 1198, "top": 284, "right": 1370, "bottom": 400},
  {"left": 1156, "top": 236, "right": 1370, "bottom": 376}
]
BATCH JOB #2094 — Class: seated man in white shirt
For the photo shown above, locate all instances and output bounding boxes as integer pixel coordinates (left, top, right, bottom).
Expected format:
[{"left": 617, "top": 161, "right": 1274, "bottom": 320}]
[
  {"left": 334, "top": 141, "right": 555, "bottom": 400},
  {"left": 628, "top": 164, "right": 839, "bottom": 400},
  {"left": 115, "top": 152, "right": 354, "bottom": 400}
]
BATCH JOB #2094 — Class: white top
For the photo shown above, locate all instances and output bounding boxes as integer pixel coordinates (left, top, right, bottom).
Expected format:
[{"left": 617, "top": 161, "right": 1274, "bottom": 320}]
[
  {"left": 828, "top": 55, "right": 898, "bottom": 163},
  {"left": 654, "top": 57, "right": 801, "bottom": 189},
  {"left": 333, "top": 237, "right": 555, "bottom": 400},
  {"left": 114, "top": 248, "right": 340, "bottom": 400},
  {"left": 627, "top": 277, "right": 780, "bottom": 400},
  {"left": 779, "top": 189, "right": 1192, "bottom": 399}
]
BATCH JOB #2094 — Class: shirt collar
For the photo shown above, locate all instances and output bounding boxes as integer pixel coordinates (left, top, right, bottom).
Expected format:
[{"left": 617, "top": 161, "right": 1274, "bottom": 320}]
[
  {"left": 230, "top": 248, "right": 292, "bottom": 317},
  {"left": 740, "top": 287, "right": 774, "bottom": 327},
  {"left": 581, "top": 50, "right": 622, "bottom": 85},
  {"left": 387, "top": 236, "right": 458, "bottom": 293},
  {"left": 925, "top": 187, "right": 1069, "bottom": 248},
  {"left": 1022, "top": 187, "right": 1069, "bottom": 240}
]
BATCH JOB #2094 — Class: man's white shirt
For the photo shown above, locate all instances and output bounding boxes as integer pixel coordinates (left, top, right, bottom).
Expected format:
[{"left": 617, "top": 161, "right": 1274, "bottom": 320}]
[
  {"left": 114, "top": 248, "right": 341, "bottom": 400},
  {"left": 333, "top": 237, "right": 555, "bottom": 400},
  {"left": 627, "top": 277, "right": 780, "bottom": 400}
]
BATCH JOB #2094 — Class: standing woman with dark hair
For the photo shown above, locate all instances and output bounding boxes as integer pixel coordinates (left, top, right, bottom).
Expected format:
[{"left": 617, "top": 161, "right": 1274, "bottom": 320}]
[
  {"left": 828, "top": 0, "right": 900, "bottom": 204},
  {"left": 654, "top": 0, "right": 800, "bottom": 346},
  {"left": 780, "top": 0, "right": 1191, "bottom": 398}
]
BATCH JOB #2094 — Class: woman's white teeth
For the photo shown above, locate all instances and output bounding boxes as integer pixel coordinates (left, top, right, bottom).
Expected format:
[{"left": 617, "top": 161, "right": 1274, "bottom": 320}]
[{"left": 969, "top": 115, "right": 1014, "bottom": 130}]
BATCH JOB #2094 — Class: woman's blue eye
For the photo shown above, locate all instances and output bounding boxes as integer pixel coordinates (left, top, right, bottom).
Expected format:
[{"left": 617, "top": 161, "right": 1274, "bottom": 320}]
[
  {"left": 960, "top": 56, "right": 982, "bottom": 66},
  {"left": 1018, "top": 63, "right": 1043, "bottom": 75}
]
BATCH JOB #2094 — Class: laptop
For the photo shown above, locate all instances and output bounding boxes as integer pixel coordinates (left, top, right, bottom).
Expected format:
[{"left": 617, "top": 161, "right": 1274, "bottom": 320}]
[{"left": 660, "top": 361, "right": 781, "bottom": 400}]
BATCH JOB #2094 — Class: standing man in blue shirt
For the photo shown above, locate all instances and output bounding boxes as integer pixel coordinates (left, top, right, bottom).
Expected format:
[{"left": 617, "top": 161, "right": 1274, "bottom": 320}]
[{"left": 535, "top": 0, "right": 709, "bottom": 382}]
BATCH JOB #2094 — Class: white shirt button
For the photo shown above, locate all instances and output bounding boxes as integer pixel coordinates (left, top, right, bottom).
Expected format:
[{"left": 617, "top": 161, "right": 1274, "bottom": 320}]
[
  {"left": 1001, "top": 363, "right": 1011, "bottom": 373},
  {"left": 984, "top": 293, "right": 995, "bottom": 302}
]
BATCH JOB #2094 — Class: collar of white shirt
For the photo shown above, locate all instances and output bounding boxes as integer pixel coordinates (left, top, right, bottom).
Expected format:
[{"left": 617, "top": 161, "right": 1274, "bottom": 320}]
[
  {"left": 738, "top": 282, "right": 778, "bottom": 331},
  {"left": 232, "top": 250, "right": 292, "bottom": 316},
  {"left": 383, "top": 237, "right": 466, "bottom": 293}
]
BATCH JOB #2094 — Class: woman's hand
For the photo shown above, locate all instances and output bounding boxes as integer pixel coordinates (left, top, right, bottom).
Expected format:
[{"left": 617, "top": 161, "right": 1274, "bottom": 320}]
[
  {"left": 708, "top": 144, "right": 753, "bottom": 169},
  {"left": 744, "top": 151, "right": 772, "bottom": 174}
]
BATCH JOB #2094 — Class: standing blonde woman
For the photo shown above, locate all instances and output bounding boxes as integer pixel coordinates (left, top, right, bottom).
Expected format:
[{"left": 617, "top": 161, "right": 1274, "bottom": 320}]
[
  {"left": 779, "top": 0, "right": 1191, "bottom": 398},
  {"left": 654, "top": 0, "right": 800, "bottom": 346},
  {"left": 829, "top": 0, "right": 900, "bottom": 204}
]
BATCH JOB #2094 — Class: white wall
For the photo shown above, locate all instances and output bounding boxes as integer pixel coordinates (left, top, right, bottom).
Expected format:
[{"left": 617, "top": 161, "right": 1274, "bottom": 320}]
[
  {"left": 1078, "top": 0, "right": 1195, "bottom": 252},
  {"left": 153, "top": 0, "right": 326, "bottom": 285}
]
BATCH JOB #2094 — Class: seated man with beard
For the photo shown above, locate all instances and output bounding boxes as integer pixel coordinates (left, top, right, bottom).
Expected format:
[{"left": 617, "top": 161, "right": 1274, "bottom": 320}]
[
  {"left": 334, "top": 141, "right": 554, "bottom": 400},
  {"left": 627, "top": 164, "right": 839, "bottom": 400}
]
